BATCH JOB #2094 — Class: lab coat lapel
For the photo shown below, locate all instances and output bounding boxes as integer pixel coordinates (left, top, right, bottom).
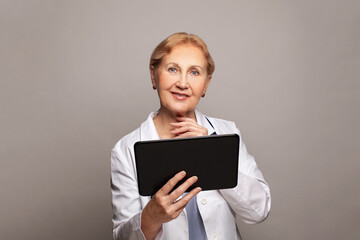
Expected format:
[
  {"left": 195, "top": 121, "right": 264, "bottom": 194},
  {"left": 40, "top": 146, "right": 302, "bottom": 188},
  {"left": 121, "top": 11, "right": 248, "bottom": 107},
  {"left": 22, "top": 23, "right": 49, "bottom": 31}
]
[
  {"left": 195, "top": 109, "right": 216, "bottom": 135},
  {"left": 138, "top": 112, "right": 160, "bottom": 206}
]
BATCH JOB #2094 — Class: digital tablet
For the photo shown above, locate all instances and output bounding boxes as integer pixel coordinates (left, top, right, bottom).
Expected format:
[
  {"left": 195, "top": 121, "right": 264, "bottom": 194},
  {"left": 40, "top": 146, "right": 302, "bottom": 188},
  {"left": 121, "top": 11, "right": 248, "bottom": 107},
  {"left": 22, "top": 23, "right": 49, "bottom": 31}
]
[{"left": 134, "top": 134, "right": 239, "bottom": 196}]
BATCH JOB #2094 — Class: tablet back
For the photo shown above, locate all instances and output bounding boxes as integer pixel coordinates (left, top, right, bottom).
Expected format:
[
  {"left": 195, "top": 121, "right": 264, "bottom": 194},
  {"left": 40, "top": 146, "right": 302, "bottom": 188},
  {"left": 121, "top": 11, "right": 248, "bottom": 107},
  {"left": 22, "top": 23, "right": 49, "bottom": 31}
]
[{"left": 134, "top": 134, "right": 239, "bottom": 196}]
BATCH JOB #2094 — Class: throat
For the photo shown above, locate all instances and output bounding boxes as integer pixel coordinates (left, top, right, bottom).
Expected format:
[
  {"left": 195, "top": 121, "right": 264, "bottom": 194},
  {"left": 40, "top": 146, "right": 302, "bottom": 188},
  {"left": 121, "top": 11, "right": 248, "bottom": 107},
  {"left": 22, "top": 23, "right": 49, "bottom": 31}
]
[
  {"left": 153, "top": 114, "right": 176, "bottom": 139},
  {"left": 153, "top": 108, "right": 196, "bottom": 139}
]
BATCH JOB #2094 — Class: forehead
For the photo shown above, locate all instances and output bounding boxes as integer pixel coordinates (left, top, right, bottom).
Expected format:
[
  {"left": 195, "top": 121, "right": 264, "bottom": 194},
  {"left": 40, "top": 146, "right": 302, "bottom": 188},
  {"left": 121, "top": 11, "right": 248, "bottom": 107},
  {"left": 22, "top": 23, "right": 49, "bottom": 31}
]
[{"left": 162, "top": 44, "right": 207, "bottom": 67}]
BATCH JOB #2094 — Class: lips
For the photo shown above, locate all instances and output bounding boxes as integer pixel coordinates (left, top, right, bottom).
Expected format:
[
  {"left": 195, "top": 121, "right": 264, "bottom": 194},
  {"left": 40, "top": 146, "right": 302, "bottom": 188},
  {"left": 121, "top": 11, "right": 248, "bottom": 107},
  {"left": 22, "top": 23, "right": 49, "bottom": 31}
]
[{"left": 171, "top": 91, "right": 190, "bottom": 100}]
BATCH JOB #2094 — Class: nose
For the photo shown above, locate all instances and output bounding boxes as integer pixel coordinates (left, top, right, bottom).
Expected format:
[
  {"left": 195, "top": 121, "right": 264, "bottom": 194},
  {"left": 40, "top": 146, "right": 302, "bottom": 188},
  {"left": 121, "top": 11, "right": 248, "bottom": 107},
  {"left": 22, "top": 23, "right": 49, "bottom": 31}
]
[{"left": 176, "top": 73, "right": 189, "bottom": 89}]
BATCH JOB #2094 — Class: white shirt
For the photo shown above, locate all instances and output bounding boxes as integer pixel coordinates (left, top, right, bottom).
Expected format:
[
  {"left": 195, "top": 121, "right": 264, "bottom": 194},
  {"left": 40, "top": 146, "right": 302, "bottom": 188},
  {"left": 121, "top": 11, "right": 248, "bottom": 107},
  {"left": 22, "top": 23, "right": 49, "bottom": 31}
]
[{"left": 111, "top": 110, "right": 271, "bottom": 240}]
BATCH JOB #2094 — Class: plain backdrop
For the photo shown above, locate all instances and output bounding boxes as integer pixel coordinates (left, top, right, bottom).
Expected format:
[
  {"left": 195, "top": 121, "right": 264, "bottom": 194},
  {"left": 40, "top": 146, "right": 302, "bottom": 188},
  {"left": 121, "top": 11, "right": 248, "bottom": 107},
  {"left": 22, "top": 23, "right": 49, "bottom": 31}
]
[{"left": 1, "top": 0, "right": 359, "bottom": 239}]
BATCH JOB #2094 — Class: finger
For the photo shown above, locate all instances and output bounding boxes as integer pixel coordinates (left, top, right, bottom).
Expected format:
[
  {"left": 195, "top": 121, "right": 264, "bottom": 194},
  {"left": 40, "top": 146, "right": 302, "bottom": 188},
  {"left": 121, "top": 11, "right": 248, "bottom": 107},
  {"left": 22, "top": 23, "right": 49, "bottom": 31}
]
[
  {"left": 171, "top": 126, "right": 196, "bottom": 135},
  {"left": 174, "top": 126, "right": 208, "bottom": 137},
  {"left": 170, "top": 122, "right": 194, "bottom": 129},
  {"left": 171, "top": 121, "right": 204, "bottom": 132},
  {"left": 170, "top": 176, "right": 198, "bottom": 201},
  {"left": 173, "top": 187, "right": 202, "bottom": 209},
  {"left": 158, "top": 171, "right": 186, "bottom": 195},
  {"left": 171, "top": 123, "right": 202, "bottom": 132},
  {"left": 171, "top": 125, "right": 200, "bottom": 134},
  {"left": 174, "top": 132, "right": 198, "bottom": 138},
  {"left": 170, "top": 122, "right": 184, "bottom": 127}
]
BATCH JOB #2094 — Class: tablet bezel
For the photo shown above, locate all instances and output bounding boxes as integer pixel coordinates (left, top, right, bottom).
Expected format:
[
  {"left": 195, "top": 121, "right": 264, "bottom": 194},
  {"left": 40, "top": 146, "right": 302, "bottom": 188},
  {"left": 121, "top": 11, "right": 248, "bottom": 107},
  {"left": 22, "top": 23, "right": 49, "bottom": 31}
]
[{"left": 134, "top": 134, "right": 239, "bottom": 196}]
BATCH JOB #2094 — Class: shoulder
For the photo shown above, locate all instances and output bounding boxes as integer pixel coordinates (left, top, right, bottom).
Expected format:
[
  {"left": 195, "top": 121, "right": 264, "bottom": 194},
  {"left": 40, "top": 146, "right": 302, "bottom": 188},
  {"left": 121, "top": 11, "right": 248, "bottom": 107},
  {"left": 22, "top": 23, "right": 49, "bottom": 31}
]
[
  {"left": 113, "top": 111, "right": 158, "bottom": 152},
  {"left": 113, "top": 127, "right": 141, "bottom": 152}
]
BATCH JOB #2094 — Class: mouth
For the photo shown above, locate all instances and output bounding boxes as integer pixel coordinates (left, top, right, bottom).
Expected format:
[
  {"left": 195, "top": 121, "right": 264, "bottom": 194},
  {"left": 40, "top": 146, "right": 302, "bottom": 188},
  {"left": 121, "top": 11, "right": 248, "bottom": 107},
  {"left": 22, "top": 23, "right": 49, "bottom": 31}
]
[{"left": 171, "top": 91, "right": 190, "bottom": 100}]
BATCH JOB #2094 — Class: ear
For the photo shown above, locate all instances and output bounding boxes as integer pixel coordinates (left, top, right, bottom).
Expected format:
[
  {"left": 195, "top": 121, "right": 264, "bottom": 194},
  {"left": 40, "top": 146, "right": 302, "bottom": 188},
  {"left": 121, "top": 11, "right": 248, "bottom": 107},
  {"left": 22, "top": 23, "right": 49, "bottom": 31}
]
[
  {"left": 150, "top": 66, "right": 157, "bottom": 89},
  {"left": 202, "top": 75, "right": 212, "bottom": 97}
]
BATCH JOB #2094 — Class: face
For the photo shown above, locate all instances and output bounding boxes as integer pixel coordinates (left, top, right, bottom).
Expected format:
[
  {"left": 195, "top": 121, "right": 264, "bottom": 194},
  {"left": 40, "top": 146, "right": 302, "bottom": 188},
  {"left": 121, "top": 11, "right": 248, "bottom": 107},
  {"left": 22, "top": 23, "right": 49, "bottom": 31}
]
[{"left": 151, "top": 43, "right": 211, "bottom": 117}]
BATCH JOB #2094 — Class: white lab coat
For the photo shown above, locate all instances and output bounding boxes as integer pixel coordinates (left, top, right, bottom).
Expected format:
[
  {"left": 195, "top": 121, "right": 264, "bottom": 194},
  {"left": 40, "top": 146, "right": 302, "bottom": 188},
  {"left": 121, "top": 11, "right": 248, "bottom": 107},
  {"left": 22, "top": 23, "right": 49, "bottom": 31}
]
[{"left": 111, "top": 110, "right": 271, "bottom": 240}]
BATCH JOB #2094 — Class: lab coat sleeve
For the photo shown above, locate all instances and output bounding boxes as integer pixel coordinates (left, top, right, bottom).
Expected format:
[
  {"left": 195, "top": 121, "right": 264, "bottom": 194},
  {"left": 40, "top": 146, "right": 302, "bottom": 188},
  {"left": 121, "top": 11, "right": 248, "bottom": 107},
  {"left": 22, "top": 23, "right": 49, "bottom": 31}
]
[
  {"left": 219, "top": 127, "right": 271, "bottom": 224},
  {"left": 111, "top": 135, "right": 164, "bottom": 240},
  {"left": 111, "top": 143, "right": 147, "bottom": 240}
]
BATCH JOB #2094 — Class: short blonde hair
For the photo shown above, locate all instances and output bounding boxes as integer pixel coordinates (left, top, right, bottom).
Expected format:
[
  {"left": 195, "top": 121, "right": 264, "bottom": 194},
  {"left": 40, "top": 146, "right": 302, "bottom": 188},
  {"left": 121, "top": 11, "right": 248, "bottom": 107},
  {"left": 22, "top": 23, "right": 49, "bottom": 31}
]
[{"left": 150, "top": 32, "right": 215, "bottom": 76}]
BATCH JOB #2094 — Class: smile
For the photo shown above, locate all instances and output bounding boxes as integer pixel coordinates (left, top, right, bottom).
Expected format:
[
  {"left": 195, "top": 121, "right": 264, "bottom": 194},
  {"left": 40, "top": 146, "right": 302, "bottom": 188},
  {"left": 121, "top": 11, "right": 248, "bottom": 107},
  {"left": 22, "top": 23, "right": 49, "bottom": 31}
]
[{"left": 171, "top": 91, "right": 190, "bottom": 100}]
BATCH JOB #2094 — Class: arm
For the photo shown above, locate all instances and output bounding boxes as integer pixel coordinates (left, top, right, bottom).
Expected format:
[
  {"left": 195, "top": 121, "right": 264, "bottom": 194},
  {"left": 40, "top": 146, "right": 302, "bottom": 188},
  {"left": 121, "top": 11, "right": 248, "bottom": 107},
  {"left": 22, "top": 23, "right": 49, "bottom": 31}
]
[
  {"left": 111, "top": 145, "right": 146, "bottom": 240},
  {"left": 171, "top": 116, "right": 271, "bottom": 223},
  {"left": 111, "top": 143, "right": 201, "bottom": 240},
  {"left": 140, "top": 171, "right": 201, "bottom": 239},
  {"left": 219, "top": 127, "right": 271, "bottom": 224}
]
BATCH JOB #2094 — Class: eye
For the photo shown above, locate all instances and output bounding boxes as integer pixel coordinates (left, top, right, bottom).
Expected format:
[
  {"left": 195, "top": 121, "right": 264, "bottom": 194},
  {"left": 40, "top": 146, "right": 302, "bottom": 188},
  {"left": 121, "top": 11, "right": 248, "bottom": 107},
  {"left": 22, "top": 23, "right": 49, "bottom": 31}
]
[
  {"left": 190, "top": 69, "right": 200, "bottom": 76},
  {"left": 168, "top": 67, "right": 178, "bottom": 73}
]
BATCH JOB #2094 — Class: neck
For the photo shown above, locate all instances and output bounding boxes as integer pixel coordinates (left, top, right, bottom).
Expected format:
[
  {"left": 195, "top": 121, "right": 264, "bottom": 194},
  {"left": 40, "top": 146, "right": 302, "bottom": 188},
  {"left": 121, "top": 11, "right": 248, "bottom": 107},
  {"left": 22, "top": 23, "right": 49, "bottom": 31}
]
[{"left": 153, "top": 107, "right": 196, "bottom": 139}]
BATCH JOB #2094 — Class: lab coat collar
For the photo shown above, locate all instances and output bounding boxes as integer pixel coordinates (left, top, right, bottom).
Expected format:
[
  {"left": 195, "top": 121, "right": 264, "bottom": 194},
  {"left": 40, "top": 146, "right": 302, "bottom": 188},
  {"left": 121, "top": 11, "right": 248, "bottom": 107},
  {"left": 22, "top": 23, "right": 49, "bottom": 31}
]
[
  {"left": 139, "top": 111, "right": 161, "bottom": 141},
  {"left": 139, "top": 109, "right": 216, "bottom": 141},
  {"left": 195, "top": 109, "right": 216, "bottom": 136}
]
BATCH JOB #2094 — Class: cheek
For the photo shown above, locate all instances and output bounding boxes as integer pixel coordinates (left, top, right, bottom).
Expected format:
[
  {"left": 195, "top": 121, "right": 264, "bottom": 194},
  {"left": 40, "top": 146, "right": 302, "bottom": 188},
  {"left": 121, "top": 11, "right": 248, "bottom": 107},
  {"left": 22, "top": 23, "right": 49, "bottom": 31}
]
[
  {"left": 192, "top": 82, "right": 207, "bottom": 95},
  {"left": 157, "top": 74, "right": 176, "bottom": 88}
]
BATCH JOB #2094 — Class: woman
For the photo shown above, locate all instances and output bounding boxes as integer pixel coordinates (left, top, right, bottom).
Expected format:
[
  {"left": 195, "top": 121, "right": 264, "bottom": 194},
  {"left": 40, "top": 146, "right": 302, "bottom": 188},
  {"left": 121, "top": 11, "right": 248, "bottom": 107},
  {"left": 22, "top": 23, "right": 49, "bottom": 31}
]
[{"left": 111, "top": 32, "right": 271, "bottom": 240}]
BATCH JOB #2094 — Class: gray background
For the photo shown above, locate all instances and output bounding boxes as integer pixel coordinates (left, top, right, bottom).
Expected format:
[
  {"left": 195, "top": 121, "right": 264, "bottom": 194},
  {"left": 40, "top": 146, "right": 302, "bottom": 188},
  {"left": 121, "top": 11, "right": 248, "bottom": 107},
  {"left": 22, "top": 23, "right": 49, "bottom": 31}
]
[{"left": 1, "top": 0, "right": 359, "bottom": 239}]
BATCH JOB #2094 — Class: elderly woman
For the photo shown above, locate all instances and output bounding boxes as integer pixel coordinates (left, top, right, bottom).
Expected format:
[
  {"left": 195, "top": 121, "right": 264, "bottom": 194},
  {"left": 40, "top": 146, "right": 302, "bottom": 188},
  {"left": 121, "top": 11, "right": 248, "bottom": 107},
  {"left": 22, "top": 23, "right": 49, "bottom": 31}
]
[{"left": 111, "top": 32, "right": 271, "bottom": 240}]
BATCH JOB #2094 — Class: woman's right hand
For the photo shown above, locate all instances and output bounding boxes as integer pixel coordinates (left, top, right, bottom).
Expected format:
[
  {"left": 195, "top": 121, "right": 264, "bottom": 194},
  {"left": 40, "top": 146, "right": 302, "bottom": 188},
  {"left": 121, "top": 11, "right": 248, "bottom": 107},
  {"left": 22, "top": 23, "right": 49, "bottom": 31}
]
[{"left": 140, "top": 171, "right": 201, "bottom": 240}]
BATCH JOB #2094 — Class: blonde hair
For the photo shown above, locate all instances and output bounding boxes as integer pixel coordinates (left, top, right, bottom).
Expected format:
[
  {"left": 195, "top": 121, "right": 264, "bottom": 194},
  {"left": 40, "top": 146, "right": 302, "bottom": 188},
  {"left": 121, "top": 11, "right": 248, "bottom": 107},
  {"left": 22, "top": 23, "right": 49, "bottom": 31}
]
[{"left": 149, "top": 32, "right": 215, "bottom": 76}]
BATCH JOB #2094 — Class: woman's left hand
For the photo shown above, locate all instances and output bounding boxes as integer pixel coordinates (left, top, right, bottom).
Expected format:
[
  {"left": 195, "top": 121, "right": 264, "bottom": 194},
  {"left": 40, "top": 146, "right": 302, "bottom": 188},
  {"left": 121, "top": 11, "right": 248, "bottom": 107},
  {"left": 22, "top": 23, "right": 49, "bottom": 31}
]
[{"left": 170, "top": 117, "right": 208, "bottom": 138}]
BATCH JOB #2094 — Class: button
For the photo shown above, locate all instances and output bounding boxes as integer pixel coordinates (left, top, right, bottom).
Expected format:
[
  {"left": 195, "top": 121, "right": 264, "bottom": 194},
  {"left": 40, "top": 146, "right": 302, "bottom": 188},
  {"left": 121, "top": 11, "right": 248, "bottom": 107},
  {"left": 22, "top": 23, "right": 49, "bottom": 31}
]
[
  {"left": 201, "top": 198, "right": 207, "bottom": 205},
  {"left": 212, "top": 234, "right": 218, "bottom": 240}
]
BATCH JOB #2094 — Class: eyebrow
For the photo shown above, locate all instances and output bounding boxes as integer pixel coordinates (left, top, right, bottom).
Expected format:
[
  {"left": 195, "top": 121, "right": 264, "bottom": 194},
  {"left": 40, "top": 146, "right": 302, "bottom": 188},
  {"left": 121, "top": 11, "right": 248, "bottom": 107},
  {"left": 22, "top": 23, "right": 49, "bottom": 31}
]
[{"left": 165, "top": 62, "right": 204, "bottom": 70}]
